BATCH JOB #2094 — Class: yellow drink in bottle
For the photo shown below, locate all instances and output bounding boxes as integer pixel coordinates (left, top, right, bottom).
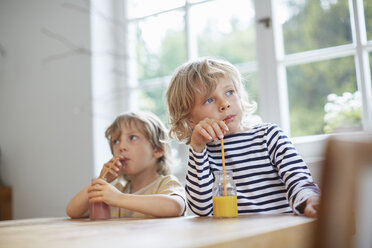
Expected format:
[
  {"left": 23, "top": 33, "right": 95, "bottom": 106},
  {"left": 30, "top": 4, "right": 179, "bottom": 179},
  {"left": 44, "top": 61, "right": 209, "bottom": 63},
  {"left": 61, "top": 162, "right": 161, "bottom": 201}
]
[{"left": 213, "top": 195, "right": 238, "bottom": 217}]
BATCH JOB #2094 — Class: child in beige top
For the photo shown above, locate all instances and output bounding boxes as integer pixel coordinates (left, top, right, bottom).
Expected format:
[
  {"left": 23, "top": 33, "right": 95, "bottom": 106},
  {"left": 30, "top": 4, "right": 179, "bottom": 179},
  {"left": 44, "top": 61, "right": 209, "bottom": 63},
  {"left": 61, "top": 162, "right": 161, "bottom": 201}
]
[{"left": 66, "top": 111, "right": 186, "bottom": 218}]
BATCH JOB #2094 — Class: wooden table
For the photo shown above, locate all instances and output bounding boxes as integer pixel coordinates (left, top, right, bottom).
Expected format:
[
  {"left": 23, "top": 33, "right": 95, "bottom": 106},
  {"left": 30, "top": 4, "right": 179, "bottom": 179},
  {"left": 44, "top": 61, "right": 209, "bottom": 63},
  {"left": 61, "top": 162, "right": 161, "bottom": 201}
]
[{"left": 0, "top": 214, "right": 316, "bottom": 248}]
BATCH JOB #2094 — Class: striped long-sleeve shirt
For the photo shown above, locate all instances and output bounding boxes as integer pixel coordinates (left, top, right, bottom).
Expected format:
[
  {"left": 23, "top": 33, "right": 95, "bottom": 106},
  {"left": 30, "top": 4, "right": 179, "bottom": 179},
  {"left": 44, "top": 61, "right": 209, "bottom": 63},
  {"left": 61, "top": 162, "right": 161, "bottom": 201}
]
[{"left": 186, "top": 123, "right": 320, "bottom": 216}]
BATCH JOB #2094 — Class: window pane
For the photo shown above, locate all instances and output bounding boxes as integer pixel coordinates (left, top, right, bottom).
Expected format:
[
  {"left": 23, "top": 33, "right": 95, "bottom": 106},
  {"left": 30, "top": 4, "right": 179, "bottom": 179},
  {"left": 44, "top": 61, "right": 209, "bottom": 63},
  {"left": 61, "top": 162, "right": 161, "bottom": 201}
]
[
  {"left": 137, "top": 86, "right": 168, "bottom": 126},
  {"left": 242, "top": 70, "right": 258, "bottom": 105},
  {"left": 128, "top": 0, "right": 184, "bottom": 19},
  {"left": 287, "top": 56, "right": 361, "bottom": 137},
  {"left": 365, "top": 0, "right": 372, "bottom": 41},
  {"left": 278, "top": 0, "right": 352, "bottom": 54},
  {"left": 133, "top": 11, "right": 186, "bottom": 81},
  {"left": 240, "top": 66, "right": 259, "bottom": 116},
  {"left": 190, "top": 0, "right": 256, "bottom": 63}
]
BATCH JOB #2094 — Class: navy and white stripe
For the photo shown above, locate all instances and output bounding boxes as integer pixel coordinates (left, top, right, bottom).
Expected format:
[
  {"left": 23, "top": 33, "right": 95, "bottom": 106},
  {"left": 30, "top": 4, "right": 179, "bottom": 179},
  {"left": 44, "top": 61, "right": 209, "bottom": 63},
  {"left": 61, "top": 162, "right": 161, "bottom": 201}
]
[{"left": 186, "top": 123, "right": 320, "bottom": 216}]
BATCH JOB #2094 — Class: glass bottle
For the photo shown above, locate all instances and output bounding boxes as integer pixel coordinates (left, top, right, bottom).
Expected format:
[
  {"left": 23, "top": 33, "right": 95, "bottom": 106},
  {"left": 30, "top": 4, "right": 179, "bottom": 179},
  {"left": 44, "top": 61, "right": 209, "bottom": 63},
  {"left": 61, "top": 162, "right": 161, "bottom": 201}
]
[
  {"left": 89, "top": 201, "right": 110, "bottom": 220},
  {"left": 212, "top": 170, "right": 238, "bottom": 217},
  {"left": 89, "top": 178, "right": 111, "bottom": 220}
]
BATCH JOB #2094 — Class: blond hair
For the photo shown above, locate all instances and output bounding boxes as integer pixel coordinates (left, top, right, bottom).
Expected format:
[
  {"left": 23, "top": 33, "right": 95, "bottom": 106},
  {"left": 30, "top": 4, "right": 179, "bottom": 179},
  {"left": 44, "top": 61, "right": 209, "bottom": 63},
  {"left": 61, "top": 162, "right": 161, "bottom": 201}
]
[
  {"left": 105, "top": 111, "right": 172, "bottom": 176},
  {"left": 166, "top": 57, "right": 257, "bottom": 144}
]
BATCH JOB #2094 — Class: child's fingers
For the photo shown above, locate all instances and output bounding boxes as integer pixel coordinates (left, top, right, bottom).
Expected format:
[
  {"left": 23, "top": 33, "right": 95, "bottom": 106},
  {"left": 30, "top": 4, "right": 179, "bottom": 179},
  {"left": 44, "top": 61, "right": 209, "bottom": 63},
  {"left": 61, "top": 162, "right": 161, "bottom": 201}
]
[
  {"left": 203, "top": 124, "right": 218, "bottom": 141},
  {"left": 91, "top": 178, "right": 106, "bottom": 186},
  {"left": 193, "top": 124, "right": 212, "bottom": 141},
  {"left": 198, "top": 119, "right": 225, "bottom": 141},
  {"left": 304, "top": 205, "right": 318, "bottom": 218},
  {"left": 106, "top": 164, "right": 119, "bottom": 177},
  {"left": 219, "top": 120, "right": 229, "bottom": 132},
  {"left": 112, "top": 157, "right": 123, "bottom": 170},
  {"left": 111, "top": 156, "right": 123, "bottom": 167},
  {"left": 191, "top": 118, "right": 229, "bottom": 150},
  {"left": 304, "top": 197, "right": 320, "bottom": 218},
  {"left": 101, "top": 162, "right": 111, "bottom": 174},
  {"left": 203, "top": 122, "right": 224, "bottom": 141},
  {"left": 88, "top": 192, "right": 104, "bottom": 202},
  {"left": 211, "top": 121, "right": 224, "bottom": 139},
  {"left": 89, "top": 197, "right": 104, "bottom": 203},
  {"left": 88, "top": 186, "right": 102, "bottom": 196},
  {"left": 87, "top": 189, "right": 101, "bottom": 198},
  {"left": 196, "top": 124, "right": 218, "bottom": 142},
  {"left": 108, "top": 157, "right": 119, "bottom": 168},
  {"left": 197, "top": 127, "right": 213, "bottom": 141},
  {"left": 102, "top": 158, "right": 120, "bottom": 177},
  {"left": 111, "top": 156, "right": 122, "bottom": 164}
]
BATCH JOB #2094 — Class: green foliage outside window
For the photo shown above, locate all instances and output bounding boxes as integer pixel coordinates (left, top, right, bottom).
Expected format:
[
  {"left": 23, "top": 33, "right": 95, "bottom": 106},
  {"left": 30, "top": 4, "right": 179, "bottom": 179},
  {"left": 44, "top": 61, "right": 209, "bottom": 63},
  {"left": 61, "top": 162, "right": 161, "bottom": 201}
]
[
  {"left": 137, "top": 29, "right": 186, "bottom": 81},
  {"left": 283, "top": 0, "right": 352, "bottom": 54}
]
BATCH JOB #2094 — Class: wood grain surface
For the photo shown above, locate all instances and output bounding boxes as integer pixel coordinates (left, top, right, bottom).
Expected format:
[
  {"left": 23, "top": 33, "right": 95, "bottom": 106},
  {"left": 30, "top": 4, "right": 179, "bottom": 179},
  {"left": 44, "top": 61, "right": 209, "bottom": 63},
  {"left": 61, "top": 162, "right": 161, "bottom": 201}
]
[{"left": 0, "top": 214, "right": 316, "bottom": 248}]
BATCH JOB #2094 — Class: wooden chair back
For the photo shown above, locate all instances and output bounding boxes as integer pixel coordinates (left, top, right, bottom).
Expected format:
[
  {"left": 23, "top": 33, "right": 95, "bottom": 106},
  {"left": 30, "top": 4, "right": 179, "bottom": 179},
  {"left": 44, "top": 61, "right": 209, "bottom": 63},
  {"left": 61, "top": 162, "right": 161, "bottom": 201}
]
[{"left": 314, "top": 133, "right": 372, "bottom": 248}]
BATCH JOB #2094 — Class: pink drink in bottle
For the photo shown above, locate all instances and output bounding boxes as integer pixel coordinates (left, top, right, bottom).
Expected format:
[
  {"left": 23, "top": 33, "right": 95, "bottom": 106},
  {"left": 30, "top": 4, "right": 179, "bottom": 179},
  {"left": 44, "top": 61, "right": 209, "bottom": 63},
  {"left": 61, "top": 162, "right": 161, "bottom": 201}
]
[
  {"left": 89, "top": 178, "right": 111, "bottom": 220},
  {"left": 89, "top": 201, "right": 110, "bottom": 220}
]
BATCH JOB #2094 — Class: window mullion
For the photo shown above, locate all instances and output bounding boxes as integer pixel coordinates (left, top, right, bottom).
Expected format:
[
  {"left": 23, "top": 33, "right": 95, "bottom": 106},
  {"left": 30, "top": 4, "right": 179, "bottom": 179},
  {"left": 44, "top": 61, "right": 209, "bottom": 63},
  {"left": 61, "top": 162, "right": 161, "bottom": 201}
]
[
  {"left": 185, "top": 1, "right": 197, "bottom": 60},
  {"left": 351, "top": 0, "right": 372, "bottom": 131},
  {"left": 123, "top": 0, "right": 138, "bottom": 111},
  {"left": 254, "top": 0, "right": 290, "bottom": 134}
]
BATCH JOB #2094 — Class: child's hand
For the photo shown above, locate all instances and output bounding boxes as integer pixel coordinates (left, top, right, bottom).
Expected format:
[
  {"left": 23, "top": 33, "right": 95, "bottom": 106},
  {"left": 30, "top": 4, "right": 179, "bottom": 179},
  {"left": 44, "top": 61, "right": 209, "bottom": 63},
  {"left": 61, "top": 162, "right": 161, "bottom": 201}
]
[
  {"left": 190, "top": 118, "right": 229, "bottom": 153},
  {"left": 99, "top": 156, "right": 123, "bottom": 182},
  {"left": 88, "top": 178, "right": 122, "bottom": 207},
  {"left": 304, "top": 196, "right": 320, "bottom": 218}
]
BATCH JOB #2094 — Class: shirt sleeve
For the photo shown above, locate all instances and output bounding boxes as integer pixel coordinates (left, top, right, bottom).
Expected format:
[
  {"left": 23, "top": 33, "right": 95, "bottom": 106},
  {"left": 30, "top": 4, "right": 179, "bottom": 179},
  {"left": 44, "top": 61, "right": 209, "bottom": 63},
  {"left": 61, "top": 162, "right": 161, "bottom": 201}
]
[
  {"left": 157, "top": 175, "right": 187, "bottom": 216},
  {"left": 186, "top": 147, "right": 214, "bottom": 216},
  {"left": 265, "top": 124, "right": 320, "bottom": 215},
  {"left": 157, "top": 175, "right": 185, "bottom": 197},
  {"left": 110, "top": 181, "right": 128, "bottom": 218}
]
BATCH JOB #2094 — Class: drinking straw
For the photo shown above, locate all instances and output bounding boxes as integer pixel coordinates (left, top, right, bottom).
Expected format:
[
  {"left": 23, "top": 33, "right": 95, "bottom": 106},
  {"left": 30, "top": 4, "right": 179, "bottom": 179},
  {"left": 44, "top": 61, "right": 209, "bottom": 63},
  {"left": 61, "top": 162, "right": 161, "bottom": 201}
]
[
  {"left": 221, "top": 135, "right": 227, "bottom": 197},
  {"left": 100, "top": 157, "right": 120, "bottom": 179}
]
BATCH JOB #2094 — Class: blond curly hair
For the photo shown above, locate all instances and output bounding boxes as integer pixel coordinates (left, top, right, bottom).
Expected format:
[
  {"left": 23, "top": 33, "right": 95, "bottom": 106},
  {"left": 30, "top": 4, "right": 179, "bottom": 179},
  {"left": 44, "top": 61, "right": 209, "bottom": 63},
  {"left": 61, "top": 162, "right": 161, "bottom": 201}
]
[
  {"left": 166, "top": 57, "right": 257, "bottom": 144},
  {"left": 105, "top": 111, "right": 172, "bottom": 176}
]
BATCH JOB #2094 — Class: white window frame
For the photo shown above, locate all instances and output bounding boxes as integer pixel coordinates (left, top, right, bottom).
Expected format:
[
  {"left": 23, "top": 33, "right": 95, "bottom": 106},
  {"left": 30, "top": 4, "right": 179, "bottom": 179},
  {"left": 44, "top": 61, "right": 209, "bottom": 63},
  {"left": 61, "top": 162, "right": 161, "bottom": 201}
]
[{"left": 255, "top": 0, "right": 372, "bottom": 163}]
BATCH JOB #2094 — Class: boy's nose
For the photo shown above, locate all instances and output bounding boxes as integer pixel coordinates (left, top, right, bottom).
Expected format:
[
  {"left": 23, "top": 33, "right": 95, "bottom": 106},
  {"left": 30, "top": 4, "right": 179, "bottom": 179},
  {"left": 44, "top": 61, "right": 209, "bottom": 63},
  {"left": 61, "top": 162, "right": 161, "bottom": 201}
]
[
  {"left": 119, "top": 146, "right": 127, "bottom": 152},
  {"left": 219, "top": 101, "right": 231, "bottom": 111}
]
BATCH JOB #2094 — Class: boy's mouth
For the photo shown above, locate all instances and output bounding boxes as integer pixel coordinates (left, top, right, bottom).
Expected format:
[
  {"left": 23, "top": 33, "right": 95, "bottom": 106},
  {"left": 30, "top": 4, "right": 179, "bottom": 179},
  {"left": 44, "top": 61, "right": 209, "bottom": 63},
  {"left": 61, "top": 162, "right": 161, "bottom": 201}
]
[
  {"left": 120, "top": 158, "right": 129, "bottom": 165},
  {"left": 224, "top": 115, "right": 235, "bottom": 124}
]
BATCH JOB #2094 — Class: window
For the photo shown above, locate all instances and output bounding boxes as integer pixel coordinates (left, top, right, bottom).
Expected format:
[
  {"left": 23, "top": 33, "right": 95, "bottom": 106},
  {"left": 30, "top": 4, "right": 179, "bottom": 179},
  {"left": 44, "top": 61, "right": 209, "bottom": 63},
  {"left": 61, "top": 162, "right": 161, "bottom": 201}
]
[
  {"left": 125, "top": 0, "right": 258, "bottom": 125},
  {"left": 266, "top": 0, "right": 372, "bottom": 137},
  {"left": 92, "top": 0, "right": 372, "bottom": 175}
]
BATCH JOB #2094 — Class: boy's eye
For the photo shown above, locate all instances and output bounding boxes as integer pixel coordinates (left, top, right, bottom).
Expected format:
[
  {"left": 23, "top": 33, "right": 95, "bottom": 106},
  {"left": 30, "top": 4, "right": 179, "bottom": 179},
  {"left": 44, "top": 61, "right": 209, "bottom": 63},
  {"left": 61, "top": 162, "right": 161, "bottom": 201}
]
[
  {"left": 129, "top": 135, "right": 138, "bottom": 141},
  {"left": 226, "top": 90, "right": 234, "bottom": 96},
  {"left": 204, "top": 98, "right": 214, "bottom": 104},
  {"left": 112, "top": 139, "right": 120, "bottom": 145}
]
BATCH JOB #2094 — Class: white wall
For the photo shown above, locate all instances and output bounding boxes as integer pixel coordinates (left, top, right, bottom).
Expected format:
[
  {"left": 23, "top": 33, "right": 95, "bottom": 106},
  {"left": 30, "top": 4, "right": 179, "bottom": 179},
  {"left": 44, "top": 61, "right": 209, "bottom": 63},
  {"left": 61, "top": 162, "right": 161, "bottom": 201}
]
[{"left": 0, "top": 0, "right": 95, "bottom": 219}]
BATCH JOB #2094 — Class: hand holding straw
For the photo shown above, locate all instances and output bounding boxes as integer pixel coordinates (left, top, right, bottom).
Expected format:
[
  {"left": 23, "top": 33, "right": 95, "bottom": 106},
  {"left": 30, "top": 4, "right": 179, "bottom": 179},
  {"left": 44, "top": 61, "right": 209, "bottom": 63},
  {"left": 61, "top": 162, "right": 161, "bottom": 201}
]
[{"left": 100, "top": 157, "right": 120, "bottom": 180}]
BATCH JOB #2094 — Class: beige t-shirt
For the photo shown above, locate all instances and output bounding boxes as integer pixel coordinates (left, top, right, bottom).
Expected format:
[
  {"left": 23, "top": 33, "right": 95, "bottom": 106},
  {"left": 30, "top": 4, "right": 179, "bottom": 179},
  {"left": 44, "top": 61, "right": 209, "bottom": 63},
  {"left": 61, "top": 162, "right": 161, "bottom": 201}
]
[{"left": 110, "top": 175, "right": 186, "bottom": 218}]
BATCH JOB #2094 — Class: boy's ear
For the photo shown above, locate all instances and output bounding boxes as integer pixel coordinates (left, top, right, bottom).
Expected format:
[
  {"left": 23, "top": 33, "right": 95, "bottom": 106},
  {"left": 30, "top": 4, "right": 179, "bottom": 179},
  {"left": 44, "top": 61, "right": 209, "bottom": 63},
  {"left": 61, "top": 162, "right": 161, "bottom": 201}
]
[{"left": 153, "top": 147, "right": 165, "bottom": 159}]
